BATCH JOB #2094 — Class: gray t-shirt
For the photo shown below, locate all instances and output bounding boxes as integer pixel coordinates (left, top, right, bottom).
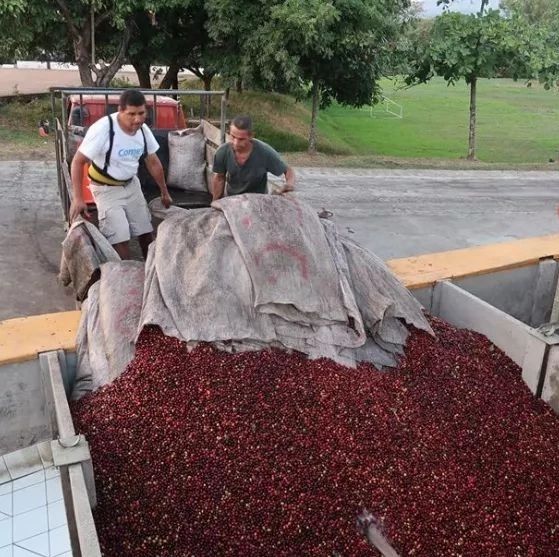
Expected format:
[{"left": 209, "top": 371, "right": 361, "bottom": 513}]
[{"left": 212, "top": 139, "right": 288, "bottom": 195}]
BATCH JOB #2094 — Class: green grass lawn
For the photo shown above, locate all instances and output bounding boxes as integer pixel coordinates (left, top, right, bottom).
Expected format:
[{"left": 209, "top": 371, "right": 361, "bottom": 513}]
[
  {"left": 317, "top": 77, "right": 559, "bottom": 163},
  {"left": 2, "top": 76, "right": 559, "bottom": 165}
]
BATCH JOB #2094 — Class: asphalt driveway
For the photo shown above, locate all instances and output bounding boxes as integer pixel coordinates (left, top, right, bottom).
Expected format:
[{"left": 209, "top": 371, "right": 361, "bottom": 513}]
[{"left": 2, "top": 161, "right": 559, "bottom": 319}]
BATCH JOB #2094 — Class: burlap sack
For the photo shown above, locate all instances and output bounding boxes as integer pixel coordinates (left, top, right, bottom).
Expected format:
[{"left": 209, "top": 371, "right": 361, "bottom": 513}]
[{"left": 167, "top": 126, "right": 207, "bottom": 191}]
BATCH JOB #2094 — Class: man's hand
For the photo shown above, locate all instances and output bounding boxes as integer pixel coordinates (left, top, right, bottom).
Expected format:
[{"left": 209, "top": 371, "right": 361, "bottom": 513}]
[
  {"left": 69, "top": 199, "right": 90, "bottom": 223},
  {"left": 161, "top": 191, "right": 173, "bottom": 209},
  {"left": 279, "top": 182, "right": 295, "bottom": 194}
]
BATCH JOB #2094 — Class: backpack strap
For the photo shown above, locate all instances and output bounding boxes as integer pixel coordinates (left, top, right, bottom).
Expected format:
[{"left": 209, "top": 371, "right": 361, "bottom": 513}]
[
  {"left": 103, "top": 115, "right": 114, "bottom": 173},
  {"left": 140, "top": 125, "right": 147, "bottom": 158}
]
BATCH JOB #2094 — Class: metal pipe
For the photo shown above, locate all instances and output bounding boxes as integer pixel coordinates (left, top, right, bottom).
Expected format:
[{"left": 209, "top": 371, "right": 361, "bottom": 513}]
[
  {"left": 220, "top": 94, "right": 227, "bottom": 144},
  {"left": 51, "top": 91, "right": 65, "bottom": 222},
  {"left": 49, "top": 87, "right": 226, "bottom": 96},
  {"left": 91, "top": 3, "right": 95, "bottom": 67},
  {"left": 61, "top": 93, "right": 68, "bottom": 134}
]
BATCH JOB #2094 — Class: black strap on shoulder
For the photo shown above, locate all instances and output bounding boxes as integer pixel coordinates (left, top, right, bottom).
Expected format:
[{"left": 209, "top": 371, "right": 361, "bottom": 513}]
[
  {"left": 140, "top": 125, "right": 147, "bottom": 158},
  {"left": 104, "top": 115, "right": 114, "bottom": 173}
]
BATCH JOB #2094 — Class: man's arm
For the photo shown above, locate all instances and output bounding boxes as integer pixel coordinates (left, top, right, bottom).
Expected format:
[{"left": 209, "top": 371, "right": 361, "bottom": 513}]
[
  {"left": 282, "top": 166, "right": 296, "bottom": 193},
  {"left": 144, "top": 153, "right": 172, "bottom": 208},
  {"left": 211, "top": 173, "right": 226, "bottom": 202},
  {"left": 69, "top": 151, "right": 91, "bottom": 222}
]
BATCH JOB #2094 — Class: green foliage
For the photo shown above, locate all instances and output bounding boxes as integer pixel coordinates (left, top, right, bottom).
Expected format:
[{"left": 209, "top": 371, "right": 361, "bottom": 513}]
[
  {"left": 406, "top": 9, "right": 511, "bottom": 86},
  {"left": 237, "top": 0, "right": 410, "bottom": 108},
  {"left": 0, "top": 96, "right": 52, "bottom": 130},
  {"left": 205, "top": 0, "right": 411, "bottom": 151},
  {"left": 500, "top": 0, "right": 559, "bottom": 24},
  {"left": 499, "top": 0, "right": 559, "bottom": 89}
]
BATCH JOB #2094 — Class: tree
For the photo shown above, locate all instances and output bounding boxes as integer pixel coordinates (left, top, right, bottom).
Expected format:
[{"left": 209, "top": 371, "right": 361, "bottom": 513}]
[
  {"left": 0, "top": 1, "right": 71, "bottom": 65},
  {"left": 500, "top": 0, "right": 559, "bottom": 24},
  {"left": 207, "top": 0, "right": 411, "bottom": 154},
  {"left": 405, "top": 1, "right": 516, "bottom": 160},
  {"left": 0, "top": 0, "right": 187, "bottom": 87}
]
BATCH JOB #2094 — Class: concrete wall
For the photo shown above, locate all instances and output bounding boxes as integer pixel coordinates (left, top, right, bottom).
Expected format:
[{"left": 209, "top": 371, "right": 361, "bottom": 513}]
[
  {"left": 412, "top": 278, "right": 559, "bottom": 409},
  {"left": 0, "top": 360, "right": 52, "bottom": 455},
  {"left": 452, "top": 260, "right": 559, "bottom": 327},
  {"left": 431, "top": 281, "right": 532, "bottom": 367},
  {"left": 410, "top": 286, "right": 433, "bottom": 311},
  {"left": 0, "top": 352, "right": 76, "bottom": 457},
  {"left": 541, "top": 343, "right": 559, "bottom": 414}
]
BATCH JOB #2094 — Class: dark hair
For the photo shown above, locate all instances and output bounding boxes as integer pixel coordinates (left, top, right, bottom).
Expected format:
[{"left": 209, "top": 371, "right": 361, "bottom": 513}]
[
  {"left": 119, "top": 89, "right": 146, "bottom": 109},
  {"left": 231, "top": 115, "right": 253, "bottom": 132}
]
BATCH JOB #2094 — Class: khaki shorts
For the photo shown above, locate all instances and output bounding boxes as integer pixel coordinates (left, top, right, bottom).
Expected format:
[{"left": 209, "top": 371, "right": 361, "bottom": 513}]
[{"left": 89, "top": 176, "right": 153, "bottom": 245}]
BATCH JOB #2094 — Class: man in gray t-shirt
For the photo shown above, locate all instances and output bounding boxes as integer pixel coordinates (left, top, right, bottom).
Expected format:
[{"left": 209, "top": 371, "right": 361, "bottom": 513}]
[{"left": 211, "top": 115, "right": 296, "bottom": 200}]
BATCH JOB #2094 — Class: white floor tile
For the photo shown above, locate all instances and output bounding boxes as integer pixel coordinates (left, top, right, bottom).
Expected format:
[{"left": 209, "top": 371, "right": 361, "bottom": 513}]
[
  {"left": 0, "top": 484, "right": 10, "bottom": 497},
  {"left": 0, "top": 516, "right": 12, "bottom": 547},
  {"left": 15, "top": 531, "right": 50, "bottom": 557},
  {"left": 13, "top": 483, "right": 47, "bottom": 515},
  {"left": 47, "top": 500, "right": 66, "bottom": 530},
  {"left": 14, "top": 546, "right": 47, "bottom": 557},
  {"left": 0, "top": 545, "right": 12, "bottom": 557},
  {"left": 0, "top": 494, "right": 12, "bottom": 517},
  {"left": 49, "top": 525, "right": 70, "bottom": 556},
  {"left": 46, "top": 477, "right": 62, "bottom": 504},
  {"left": 13, "top": 506, "right": 48, "bottom": 542}
]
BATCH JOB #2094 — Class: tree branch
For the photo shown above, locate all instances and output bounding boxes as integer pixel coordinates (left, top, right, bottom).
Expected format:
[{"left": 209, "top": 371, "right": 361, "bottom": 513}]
[
  {"left": 55, "top": 0, "right": 79, "bottom": 38},
  {"left": 95, "top": 11, "right": 111, "bottom": 29},
  {"left": 93, "top": 24, "right": 132, "bottom": 86}
]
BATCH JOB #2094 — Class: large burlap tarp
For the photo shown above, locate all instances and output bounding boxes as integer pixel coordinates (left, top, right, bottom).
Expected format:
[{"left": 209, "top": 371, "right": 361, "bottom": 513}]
[
  {"left": 72, "top": 261, "right": 145, "bottom": 400},
  {"left": 73, "top": 194, "right": 433, "bottom": 398},
  {"left": 59, "top": 219, "right": 120, "bottom": 301},
  {"left": 139, "top": 194, "right": 432, "bottom": 367}
]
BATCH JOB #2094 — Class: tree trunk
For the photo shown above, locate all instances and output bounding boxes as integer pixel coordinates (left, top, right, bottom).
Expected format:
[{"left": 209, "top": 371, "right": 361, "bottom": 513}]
[
  {"left": 75, "top": 36, "right": 94, "bottom": 87},
  {"left": 236, "top": 77, "right": 243, "bottom": 94},
  {"left": 159, "top": 61, "right": 180, "bottom": 89},
  {"left": 203, "top": 73, "right": 215, "bottom": 116},
  {"left": 95, "top": 27, "right": 131, "bottom": 87},
  {"left": 203, "top": 73, "right": 213, "bottom": 91},
  {"left": 73, "top": 24, "right": 129, "bottom": 87},
  {"left": 467, "top": 76, "right": 477, "bottom": 160},
  {"left": 132, "top": 61, "right": 152, "bottom": 89},
  {"left": 308, "top": 81, "right": 321, "bottom": 155}
]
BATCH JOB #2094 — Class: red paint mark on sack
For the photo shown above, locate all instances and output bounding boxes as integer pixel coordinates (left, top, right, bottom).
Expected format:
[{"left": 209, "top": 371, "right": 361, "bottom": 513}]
[{"left": 254, "top": 242, "right": 309, "bottom": 280}]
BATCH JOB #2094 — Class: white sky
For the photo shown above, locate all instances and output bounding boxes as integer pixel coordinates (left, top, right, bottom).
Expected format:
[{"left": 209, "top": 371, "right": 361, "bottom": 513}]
[{"left": 419, "top": 0, "right": 500, "bottom": 17}]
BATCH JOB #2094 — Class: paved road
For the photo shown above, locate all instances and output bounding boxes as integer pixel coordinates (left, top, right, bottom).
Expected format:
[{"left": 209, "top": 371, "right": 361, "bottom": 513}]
[
  {"left": 296, "top": 168, "right": 559, "bottom": 259},
  {"left": 0, "top": 161, "right": 74, "bottom": 319},
  {"left": 2, "top": 161, "right": 559, "bottom": 319}
]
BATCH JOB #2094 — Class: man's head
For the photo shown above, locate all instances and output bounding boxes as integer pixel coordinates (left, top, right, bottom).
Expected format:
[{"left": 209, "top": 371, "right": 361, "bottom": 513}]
[
  {"left": 229, "top": 115, "right": 254, "bottom": 154},
  {"left": 118, "top": 89, "right": 147, "bottom": 134}
]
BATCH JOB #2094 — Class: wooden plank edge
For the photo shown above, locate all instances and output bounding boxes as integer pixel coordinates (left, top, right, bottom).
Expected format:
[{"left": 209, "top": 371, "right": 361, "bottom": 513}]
[{"left": 0, "top": 311, "right": 81, "bottom": 365}]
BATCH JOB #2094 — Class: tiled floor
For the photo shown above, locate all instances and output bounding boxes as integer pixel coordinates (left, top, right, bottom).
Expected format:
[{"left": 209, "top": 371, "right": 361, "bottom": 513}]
[{"left": 0, "top": 467, "right": 71, "bottom": 557}]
